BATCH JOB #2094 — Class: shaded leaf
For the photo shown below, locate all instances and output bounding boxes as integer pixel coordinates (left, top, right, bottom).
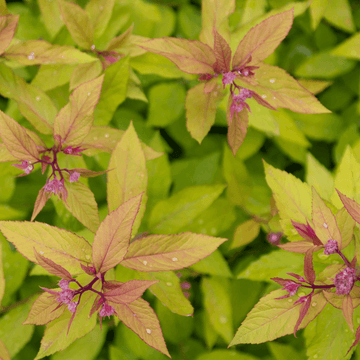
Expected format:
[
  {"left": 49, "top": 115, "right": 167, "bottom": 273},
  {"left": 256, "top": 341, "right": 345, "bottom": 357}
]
[
  {"left": 85, "top": 0, "right": 115, "bottom": 39},
  {"left": 310, "top": 0, "right": 330, "bottom": 30},
  {"left": 92, "top": 194, "right": 142, "bottom": 273},
  {"left": 31, "top": 189, "right": 50, "bottom": 221},
  {"left": 111, "top": 298, "right": 170, "bottom": 357},
  {"left": 230, "top": 219, "right": 260, "bottom": 250},
  {"left": 0, "top": 339, "right": 11, "bottom": 360},
  {"left": 0, "top": 241, "right": 4, "bottom": 306},
  {"left": 0, "top": 15, "right": 18, "bottom": 55},
  {"left": 38, "top": 0, "right": 63, "bottom": 38},
  {"left": 70, "top": 61, "right": 102, "bottom": 91}
]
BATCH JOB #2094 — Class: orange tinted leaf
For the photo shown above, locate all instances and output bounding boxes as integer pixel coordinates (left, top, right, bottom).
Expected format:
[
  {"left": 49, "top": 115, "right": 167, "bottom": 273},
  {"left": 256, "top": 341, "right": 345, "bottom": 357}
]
[
  {"left": 23, "top": 292, "right": 65, "bottom": 325},
  {"left": 0, "top": 338, "right": 11, "bottom": 360},
  {"left": 106, "top": 24, "right": 134, "bottom": 52},
  {"left": 53, "top": 75, "right": 104, "bottom": 146},
  {"left": 0, "top": 221, "right": 92, "bottom": 275},
  {"left": 34, "top": 249, "right": 73, "bottom": 280},
  {"left": 63, "top": 180, "right": 100, "bottom": 233},
  {"left": 104, "top": 280, "right": 158, "bottom": 304},
  {"left": 141, "top": 38, "right": 216, "bottom": 74},
  {"left": 232, "top": 9, "right": 293, "bottom": 68},
  {"left": 213, "top": 27, "right": 231, "bottom": 72},
  {"left": 0, "top": 15, "right": 18, "bottom": 55},
  {"left": 336, "top": 207, "right": 355, "bottom": 249},
  {"left": 227, "top": 100, "right": 249, "bottom": 156},
  {"left": 185, "top": 82, "right": 219, "bottom": 144},
  {"left": 312, "top": 187, "right": 341, "bottom": 246},
  {"left": 0, "top": 110, "right": 39, "bottom": 161},
  {"left": 111, "top": 298, "right": 170, "bottom": 357},
  {"left": 92, "top": 194, "right": 142, "bottom": 273},
  {"left": 122, "top": 232, "right": 227, "bottom": 272},
  {"left": 337, "top": 190, "right": 360, "bottom": 225},
  {"left": 278, "top": 241, "right": 315, "bottom": 253},
  {"left": 240, "top": 64, "right": 330, "bottom": 114},
  {"left": 0, "top": 143, "right": 17, "bottom": 162},
  {"left": 70, "top": 168, "right": 109, "bottom": 178},
  {"left": 31, "top": 189, "right": 50, "bottom": 221},
  {"left": 342, "top": 295, "right": 354, "bottom": 332}
]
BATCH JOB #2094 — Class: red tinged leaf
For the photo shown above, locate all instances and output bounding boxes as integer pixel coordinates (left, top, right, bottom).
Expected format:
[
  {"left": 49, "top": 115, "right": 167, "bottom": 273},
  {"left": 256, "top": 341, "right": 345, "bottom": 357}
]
[
  {"left": 347, "top": 325, "right": 360, "bottom": 355},
  {"left": 312, "top": 187, "right": 342, "bottom": 246},
  {"left": 53, "top": 75, "right": 104, "bottom": 146},
  {"left": 69, "top": 168, "right": 109, "bottom": 178},
  {"left": 291, "top": 220, "right": 322, "bottom": 245},
  {"left": 278, "top": 241, "right": 315, "bottom": 253},
  {"left": 31, "top": 188, "right": 50, "bottom": 221},
  {"left": 121, "top": 232, "right": 227, "bottom": 272},
  {"left": 252, "top": 91, "right": 277, "bottom": 110},
  {"left": 227, "top": 98, "right": 249, "bottom": 156},
  {"left": 92, "top": 194, "right": 142, "bottom": 273},
  {"left": 104, "top": 280, "right": 158, "bottom": 304},
  {"left": 185, "top": 81, "right": 219, "bottom": 144},
  {"left": 232, "top": 9, "right": 294, "bottom": 68},
  {"left": 140, "top": 37, "right": 216, "bottom": 74},
  {"left": 342, "top": 295, "right": 354, "bottom": 332},
  {"left": 23, "top": 292, "right": 65, "bottom": 325},
  {"left": 213, "top": 27, "right": 231, "bottom": 73},
  {"left": 336, "top": 190, "right": 360, "bottom": 225},
  {"left": 111, "top": 298, "right": 170, "bottom": 357},
  {"left": 34, "top": 248, "right": 73, "bottom": 280},
  {"left": 304, "top": 248, "right": 317, "bottom": 284},
  {"left": 0, "top": 110, "right": 39, "bottom": 162},
  {"left": 294, "top": 294, "right": 312, "bottom": 337},
  {"left": 89, "top": 295, "right": 102, "bottom": 318},
  {"left": 0, "top": 15, "right": 19, "bottom": 55}
]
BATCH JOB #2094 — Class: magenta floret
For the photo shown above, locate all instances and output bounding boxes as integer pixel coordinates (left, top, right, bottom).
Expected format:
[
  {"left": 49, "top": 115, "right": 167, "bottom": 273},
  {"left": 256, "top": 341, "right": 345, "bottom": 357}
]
[
  {"left": 99, "top": 303, "right": 115, "bottom": 318},
  {"left": 324, "top": 239, "right": 339, "bottom": 255},
  {"left": 334, "top": 267, "right": 356, "bottom": 295}
]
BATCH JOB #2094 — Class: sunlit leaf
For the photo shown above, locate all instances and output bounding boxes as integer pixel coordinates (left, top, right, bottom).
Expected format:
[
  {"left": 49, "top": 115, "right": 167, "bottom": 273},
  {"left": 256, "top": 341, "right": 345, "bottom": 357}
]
[
  {"left": 85, "top": 0, "right": 114, "bottom": 39},
  {"left": 0, "top": 15, "right": 18, "bottom": 54}
]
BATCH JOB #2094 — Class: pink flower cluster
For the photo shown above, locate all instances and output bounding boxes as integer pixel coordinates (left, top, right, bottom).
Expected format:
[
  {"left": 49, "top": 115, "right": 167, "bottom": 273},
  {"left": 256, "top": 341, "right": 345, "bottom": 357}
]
[
  {"left": 43, "top": 178, "right": 65, "bottom": 195},
  {"left": 334, "top": 267, "right": 356, "bottom": 295},
  {"left": 12, "top": 160, "right": 34, "bottom": 175},
  {"left": 324, "top": 239, "right": 339, "bottom": 255},
  {"left": 230, "top": 88, "right": 253, "bottom": 119},
  {"left": 99, "top": 303, "right": 115, "bottom": 318},
  {"left": 57, "top": 280, "right": 78, "bottom": 313},
  {"left": 222, "top": 72, "right": 237, "bottom": 88},
  {"left": 63, "top": 146, "right": 83, "bottom": 156}
]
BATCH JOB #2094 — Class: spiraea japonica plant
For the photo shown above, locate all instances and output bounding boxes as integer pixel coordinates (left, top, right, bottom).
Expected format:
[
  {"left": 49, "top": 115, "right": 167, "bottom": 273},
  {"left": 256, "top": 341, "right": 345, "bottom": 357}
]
[
  {"left": 230, "top": 147, "right": 360, "bottom": 359},
  {"left": 141, "top": 3, "right": 329, "bottom": 155},
  {"left": 0, "top": 121, "right": 227, "bottom": 359}
]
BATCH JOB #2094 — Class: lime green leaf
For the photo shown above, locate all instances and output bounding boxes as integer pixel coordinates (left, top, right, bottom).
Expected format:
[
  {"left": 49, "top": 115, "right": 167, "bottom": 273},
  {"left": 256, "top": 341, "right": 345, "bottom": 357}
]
[
  {"left": 332, "top": 33, "right": 360, "bottom": 60},
  {"left": 94, "top": 57, "right": 129, "bottom": 126},
  {"left": 58, "top": 0, "right": 94, "bottom": 49},
  {"left": 186, "top": 82, "right": 219, "bottom": 143},
  {"left": 148, "top": 82, "right": 186, "bottom": 127},
  {"left": 105, "top": 24, "right": 133, "bottom": 52},
  {"left": 295, "top": 52, "right": 356, "bottom": 79},
  {"left": 137, "top": 270, "right": 193, "bottom": 316},
  {"left": 38, "top": 0, "right": 63, "bottom": 38},
  {"left": 107, "top": 122, "right": 147, "bottom": 230},
  {"left": 232, "top": 9, "right": 293, "bottom": 68},
  {"left": 51, "top": 324, "right": 106, "bottom": 360},
  {"left": 34, "top": 249, "right": 73, "bottom": 279},
  {"left": 178, "top": 5, "right": 201, "bottom": 40},
  {"left": 230, "top": 289, "right": 326, "bottom": 345},
  {"left": 331, "top": 146, "right": 360, "bottom": 208},
  {"left": 336, "top": 207, "right": 355, "bottom": 249},
  {"left": 4, "top": 40, "right": 96, "bottom": 64},
  {"left": 312, "top": 188, "right": 341, "bottom": 246},
  {"left": 298, "top": 79, "right": 333, "bottom": 95},
  {"left": 304, "top": 304, "right": 355, "bottom": 360},
  {"left": 306, "top": 153, "right": 334, "bottom": 202},
  {"left": 93, "top": 194, "right": 142, "bottom": 273},
  {"left": 230, "top": 219, "right": 260, "bottom": 250},
  {"left": 323, "top": 0, "right": 355, "bottom": 33},
  {"left": 122, "top": 232, "right": 227, "bottom": 272},
  {"left": 0, "top": 339, "right": 11, "bottom": 360},
  {"left": 264, "top": 161, "right": 312, "bottom": 240},
  {"left": 227, "top": 102, "right": 249, "bottom": 155},
  {"left": 202, "top": 276, "right": 233, "bottom": 343},
  {"left": 53, "top": 75, "right": 104, "bottom": 146},
  {"left": 310, "top": 0, "right": 330, "bottom": 30},
  {"left": 141, "top": 38, "right": 216, "bottom": 75},
  {"left": 70, "top": 61, "right": 102, "bottom": 91},
  {"left": 268, "top": 341, "right": 305, "bottom": 360},
  {"left": 148, "top": 184, "right": 226, "bottom": 234},
  {"left": 0, "top": 221, "right": 92, "bottom": 274},
  {"left": 23, "top": 292, "right": 65, "bottom": 325},
  {"left": 190, "top": 249, "right": 232, "bottom": 278},
  {"left": 0, "top": 241, "right": 4, "bottom": 305},
  {"left": 237, "top": 251, "right": 304, "bottom": 280},
  {"left": 0, "top": 110, "right": 39, "bottom": 161},
  {"left": 111, "top": 298, "right": 170, "bottom": 358},
  {"left": 63, "top": 179, "right": 100, "bottom": 233},
  {"left": 32, "top": 64, "right": 75, "bottom": 92},
  {"left": 34, "top": 289, "right": 96, "bottom": 359},
  {"left": 0, "top": 143, "right": 16, "bottom": 162},
  {"left": 0, "top": 15, "right": 18, "bottom": 54},
  {"left": 0, "top": 64, "right": 57, "bottom": 134},
  {"left": 85, "top": 0, "right": 114, "bottom": 39},
  {"left": 197, "top": 350, "right": 258, "bottom": 360},
  {"left": 0, "top": 299, "right": 34, "bottom": 357},
  {"left": 200, "top": 0, "right": 235, "bottom": 46},
  {"left": 241, "top": 64, "right": 330, "bottom": 113}
]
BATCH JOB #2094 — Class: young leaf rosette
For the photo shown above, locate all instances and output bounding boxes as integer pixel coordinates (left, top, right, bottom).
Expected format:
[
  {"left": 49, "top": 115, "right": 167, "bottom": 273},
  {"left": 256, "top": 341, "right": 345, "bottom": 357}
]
[
  {"left": 140, "top": 9, "right": 329, "bottom": 155},
  {"left": 230, "top": 161, "right": 360, "bottom": 358},
  {"left": 0, "top": 193, "right": 226, "bottom": 358}
]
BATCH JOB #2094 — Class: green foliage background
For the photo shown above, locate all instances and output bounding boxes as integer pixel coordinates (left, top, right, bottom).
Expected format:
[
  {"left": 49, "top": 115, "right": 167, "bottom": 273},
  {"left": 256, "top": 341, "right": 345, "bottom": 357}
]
[{"left": 2, "top": 0, "right": 360, "bottom": 359}]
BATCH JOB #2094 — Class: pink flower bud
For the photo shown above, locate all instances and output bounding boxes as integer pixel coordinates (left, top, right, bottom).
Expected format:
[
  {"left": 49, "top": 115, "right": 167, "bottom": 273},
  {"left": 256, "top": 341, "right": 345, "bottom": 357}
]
[
  {"left": 222, "top": 72, "right": 237, "bottom": 88},
  {"left": 284, "top": 281, "right": 301, "bottom": 296},
  {"left": 67, "top": 301, "right": 78, "bottom": 313},
  {"left": 99, "top": 303, "right": 115, "bottom": 318},
  {"left": 324, "top": 239, "right": 338, "bottom": 255},
  {"left": 58, "top": 289, "right": 75, "bottom": 305},
  {"left": 181, "top": 281, "right": 191, "bottom": 290},
  {"left": 43, "top": 178, "right": 65, "bottom": 195},
  {"left": 334, "top": 267, "right": 356, "bottom": 295},
  {"left": 59, "top": 279, "right": 70, "bottom": 290},
  {"left": 63, "top": 146, "right": 83, "bottom": 156},
  {"left": 267, "top": 232, "right": 282, "bottom": 245},
  {"left": 69, "top": 171, "right": 80, "bottom": 183},
  {"left": 12, "top": 160, "right": 34, "bottom": 175},
  {"left": 199, "top": 74, "right": 213, "bottom": 81}
]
